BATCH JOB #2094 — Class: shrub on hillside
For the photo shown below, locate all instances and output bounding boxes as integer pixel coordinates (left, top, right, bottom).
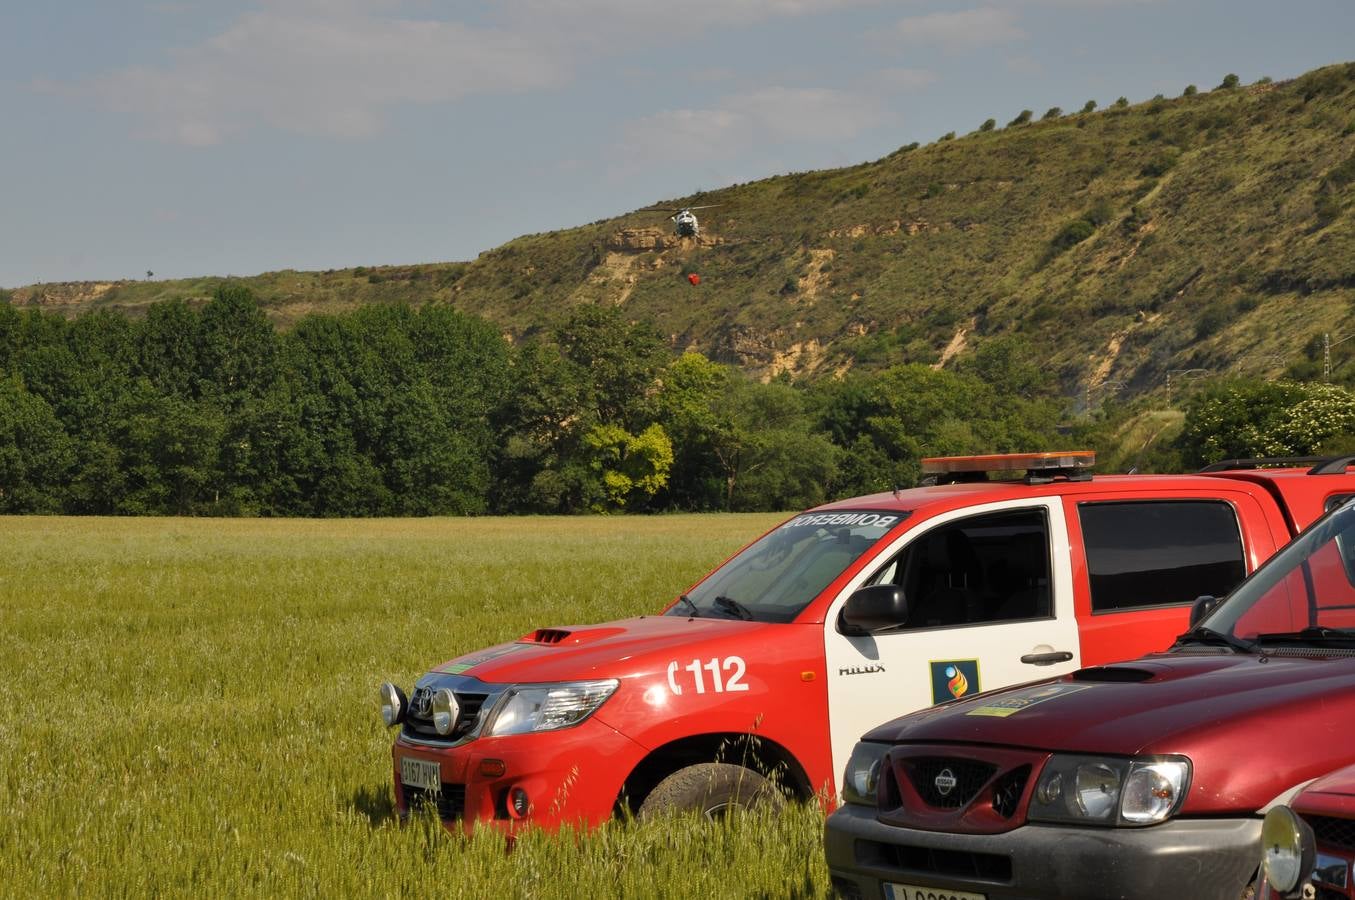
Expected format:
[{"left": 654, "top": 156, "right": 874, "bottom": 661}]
[
  {"left": 979, "top": 118, "right": 996, "bottom": 132},
  {"left": 1042, "top": 107, "right": 1062, "bottom": 120},
  {"left": 1182, "top": 84, "right": 1198, "bottom": 97},
  {"left": 938, "top": 131, "right": 955, "bottom": 141},
  {"left": 1139, "top": 152, "right": 1177, "bottom": 178},
  {"left": 1113, "top": 97, "right": 1130, "bottom": 108},
  {"left": 1008, "top": 109, "right": 1033, "bottom": 127},
  {"left": 1081, "top": 100, "right": 1097, "bottom": 113},
  {"left": 1051, "top": 219, "right": 1095, "bottom": 252},
  {"left": 1217, "top": 73, "right": 1240, "bottom": 90}
]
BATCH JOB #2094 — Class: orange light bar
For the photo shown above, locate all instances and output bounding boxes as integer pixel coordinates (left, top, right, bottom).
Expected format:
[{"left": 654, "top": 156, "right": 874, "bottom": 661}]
[{"left": 921, "top": 451, "right": 1096, "bottom": 475}]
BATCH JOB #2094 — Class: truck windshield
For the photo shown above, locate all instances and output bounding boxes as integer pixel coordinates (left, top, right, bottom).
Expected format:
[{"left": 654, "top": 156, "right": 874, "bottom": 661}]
[
  {"left": 670, "top": 510, "right": 909, "bottom": 623},
  {"left": 1200, "top": 498, "right": 1355, "bottom": 644}
]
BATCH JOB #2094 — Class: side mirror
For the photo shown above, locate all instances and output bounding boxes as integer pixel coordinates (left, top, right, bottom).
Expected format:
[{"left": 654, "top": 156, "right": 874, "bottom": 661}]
[
  {"left": 840, "top": 585, "right": 909, "bottom": 635},
  {"left": 1189, "top": 594, "right": 1221, "bottom": 628}
]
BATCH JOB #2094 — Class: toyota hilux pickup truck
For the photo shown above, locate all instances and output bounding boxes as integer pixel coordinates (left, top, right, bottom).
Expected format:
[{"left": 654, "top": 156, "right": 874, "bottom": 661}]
[
  {"left": 824, "top": 472, "right": 1355, "bottom": 900},
  {"left": 378, "top": 453, "right": 1355, "bottom": 833},
  {"left": 1258, "top": 762, "right": 1355, "bottom": 900}
]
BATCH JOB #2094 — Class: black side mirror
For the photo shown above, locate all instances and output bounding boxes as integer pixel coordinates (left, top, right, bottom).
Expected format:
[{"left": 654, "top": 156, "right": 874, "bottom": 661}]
[
  {"left": 1189, "top": 594, "right": 1221, "bottom": 628},
  {"left": 840, "top": 585, "right": 909, "bottom": 635}
]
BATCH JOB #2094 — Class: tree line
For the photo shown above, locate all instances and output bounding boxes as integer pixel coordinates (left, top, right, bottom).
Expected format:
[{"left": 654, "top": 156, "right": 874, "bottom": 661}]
[{"left": 1, "top": 285, "right": 1350, "bottom": 516}]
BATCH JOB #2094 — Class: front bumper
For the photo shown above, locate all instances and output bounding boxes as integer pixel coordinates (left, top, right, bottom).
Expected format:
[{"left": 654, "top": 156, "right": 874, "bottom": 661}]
[
  {"left": 825, "top": 802, "right": 1261, "bottom": 900},
  {"left": 393, "top": 716, "right": 647, "bottom": 834}
]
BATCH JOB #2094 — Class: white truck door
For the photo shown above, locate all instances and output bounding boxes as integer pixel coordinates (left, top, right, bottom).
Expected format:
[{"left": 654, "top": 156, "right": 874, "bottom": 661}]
[{"left": 821, "top": 497, "right": 1081, "bottom": 792}]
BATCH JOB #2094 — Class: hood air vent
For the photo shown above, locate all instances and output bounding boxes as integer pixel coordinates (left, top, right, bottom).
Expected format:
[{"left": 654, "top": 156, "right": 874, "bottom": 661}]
[
  {"left": 1072, "top": 666, "right": 1155, "bottom": 683},
  {"left": 524, "top": 628, "right": 571, "bottom": 644}
]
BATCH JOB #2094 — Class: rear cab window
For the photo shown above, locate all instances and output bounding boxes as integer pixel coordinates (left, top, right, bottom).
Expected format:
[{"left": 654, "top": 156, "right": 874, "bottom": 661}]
[{"left": 1078, "top": 500, "right": 1246, "bottom": 612}]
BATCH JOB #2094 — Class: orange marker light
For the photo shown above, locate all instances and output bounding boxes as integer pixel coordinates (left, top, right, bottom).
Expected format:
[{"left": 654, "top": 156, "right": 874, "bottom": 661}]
[
  {"left": 801, "top": 671, "right": 816, "bottom": 682},
  {"left": 479, "top": 759, "right": 507, "bottom": 778}
]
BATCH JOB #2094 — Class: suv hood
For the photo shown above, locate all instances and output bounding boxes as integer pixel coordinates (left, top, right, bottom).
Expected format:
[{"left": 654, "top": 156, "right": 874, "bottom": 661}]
[
  {"left": 428, "top": 614, "right": 770, "bottom": 683},
  {"left": 864, "top": 652, "right": 1355, "bottom": 758}
]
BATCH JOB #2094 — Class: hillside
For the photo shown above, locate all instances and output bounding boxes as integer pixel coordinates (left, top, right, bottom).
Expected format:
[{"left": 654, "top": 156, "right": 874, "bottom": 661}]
[{"left": 10, "top": 63, "right": 1355, "bottom": 400}]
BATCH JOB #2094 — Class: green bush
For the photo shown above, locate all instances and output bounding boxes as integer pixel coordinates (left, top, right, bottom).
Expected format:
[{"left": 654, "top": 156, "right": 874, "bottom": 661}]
[
  {"left": 1139, "top": 152, "right": 1177, "bottom": 178},
  {"left": 1316, "top": 192, "right": 1342, "bottom": 226},
  {"left": 1182, "top": 84, "right": 1198, "bottom": 97},
  {"left": 979, "top": 118, "right": 996, "bottom": 132},
  {"left": 1051, "top": 219, "right": 1095, "bottom": 252},
  {"left": 1218, "top": 73, "right": 1240, "bottom": 90},
  {"left": 938, "top": 131, "right": 955, "bottom": 141},
  {"left": 1081, "top": 100, "right": 1097, "bottom": 113},
  {"left": 1042, "top": 107, "right": 1062, "bottom": 120},
  {"left": 1008, "top": 109, "right": 1033, "bottom": 127},
  {"left": 1113, "top": 97, "right": 1130, "bottom": 109}
]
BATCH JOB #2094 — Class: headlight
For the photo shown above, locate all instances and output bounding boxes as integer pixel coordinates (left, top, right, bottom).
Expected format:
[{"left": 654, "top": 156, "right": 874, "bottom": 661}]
[
  {"left": 1261, "top": 806, "right": 1315, "bottom": 895},
  {"left": 842, "top": 742, "right": 891, "bottom": 806},
  {"left": 1029, "top": 755, "right": 1190, "bottom": 827},
  {"left": 378, "top": 682, "right": 407, "bottom": 727},
  {"left": 484, "top": 680, "right": 619, "bottom": 736}
]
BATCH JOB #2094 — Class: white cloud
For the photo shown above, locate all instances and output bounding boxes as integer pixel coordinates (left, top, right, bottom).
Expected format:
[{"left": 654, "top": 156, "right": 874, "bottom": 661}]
[
  {"left": 890, "top": 7, "right": 1026, "bottom": 51},
  {"left": 621, "top": 86, "right": 887, "bottom": 162},
  {"left": 69, "top": 5, "right": 563, "bottom": 145}
]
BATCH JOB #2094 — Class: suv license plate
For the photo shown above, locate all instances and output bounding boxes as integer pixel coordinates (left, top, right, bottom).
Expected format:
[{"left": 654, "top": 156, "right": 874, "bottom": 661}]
[
  {"left": 885, "top": 884, "right": 986, "bottom": 900},
  {"left": 400, "top": 757, "right": 441, "bottom": 792}
]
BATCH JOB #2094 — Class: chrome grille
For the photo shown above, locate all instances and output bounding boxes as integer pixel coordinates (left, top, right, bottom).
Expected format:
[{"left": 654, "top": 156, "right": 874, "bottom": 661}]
[{"left": 402, "top": 691, "right": 488, "bottom": 744}]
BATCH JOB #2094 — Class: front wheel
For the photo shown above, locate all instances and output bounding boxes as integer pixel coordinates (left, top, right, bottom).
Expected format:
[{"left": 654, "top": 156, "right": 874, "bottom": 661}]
[{"left": 637, "top": 763, "right": 785, "bottom": 820}]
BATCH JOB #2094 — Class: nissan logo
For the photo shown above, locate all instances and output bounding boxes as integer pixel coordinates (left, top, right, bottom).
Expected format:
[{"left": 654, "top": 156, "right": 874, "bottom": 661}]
[{"left": 934, "top": 768, "right": 958, "bottom": 797}]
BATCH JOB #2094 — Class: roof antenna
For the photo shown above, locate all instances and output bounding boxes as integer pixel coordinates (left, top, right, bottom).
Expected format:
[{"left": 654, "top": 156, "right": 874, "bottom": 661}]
[{"left": 892, "top": 484, "right": 902, "bottom": 499}]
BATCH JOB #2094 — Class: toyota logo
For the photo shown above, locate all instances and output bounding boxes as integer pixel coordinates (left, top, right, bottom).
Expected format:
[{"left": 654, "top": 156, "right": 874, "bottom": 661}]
[
  {"left": 934, "top": 768, "right": 958, "bottom": 797},
  {"left": 410, "top": 687, "right": 434, "bottom": 718}
]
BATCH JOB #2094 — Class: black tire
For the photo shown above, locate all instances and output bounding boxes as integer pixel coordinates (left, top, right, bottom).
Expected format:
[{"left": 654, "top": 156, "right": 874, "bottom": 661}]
[{"left": 637, "top": 763, "right": 785, "bottom": 821}]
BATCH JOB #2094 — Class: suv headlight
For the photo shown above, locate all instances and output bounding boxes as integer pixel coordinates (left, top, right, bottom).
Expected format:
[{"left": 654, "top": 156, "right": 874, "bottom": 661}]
[
  {"left": 484, "top": 679, "right": 619, "bottom": 736},
  {"left": 842, "top": 741, "right": 891, "bottom": 806},
  {"left": 1028, "top": 755, "right": 1190, "bottom": 826}
]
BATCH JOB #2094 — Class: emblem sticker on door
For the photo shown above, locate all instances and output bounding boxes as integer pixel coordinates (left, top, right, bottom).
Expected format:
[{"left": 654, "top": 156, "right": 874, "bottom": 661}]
[{"left": 929, "top": 659, "right": 980, "bottom": 704}]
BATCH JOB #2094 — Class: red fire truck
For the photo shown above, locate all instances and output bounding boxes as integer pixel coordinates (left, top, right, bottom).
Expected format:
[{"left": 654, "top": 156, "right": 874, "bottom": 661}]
[{"left": 378, "top": 453, "right": 1355, "bottom": 833}]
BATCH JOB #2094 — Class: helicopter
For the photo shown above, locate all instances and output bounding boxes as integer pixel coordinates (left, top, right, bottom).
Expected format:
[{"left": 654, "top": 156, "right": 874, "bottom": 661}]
[{"left": 641, "top": 204, "right": 720, "bottom": 238}]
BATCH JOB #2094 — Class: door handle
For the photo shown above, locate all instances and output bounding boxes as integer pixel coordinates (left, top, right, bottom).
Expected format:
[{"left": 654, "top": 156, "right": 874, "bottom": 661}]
[{"left": 1020, "top": 651, "right": 1073, "bottom": 666}]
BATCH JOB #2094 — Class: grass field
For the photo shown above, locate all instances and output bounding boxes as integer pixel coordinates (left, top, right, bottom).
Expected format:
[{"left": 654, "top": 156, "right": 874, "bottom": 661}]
[{"left": 0, "top": 514, "right": 840, "bottom": 897}]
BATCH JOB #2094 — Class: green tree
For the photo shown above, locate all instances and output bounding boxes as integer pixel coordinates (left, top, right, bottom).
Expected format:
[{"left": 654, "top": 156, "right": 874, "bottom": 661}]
[
  {"left": 979, "top": 118, "right": 997, "bottom": 132},
  {"left": 1217, "top": 73, "right": 1240, "bottom": 90},
  {"left": 1080, "top": 100, "right": 1097, "bottom": 113},
  {"left": 583, "top": 422, "right": 674, "bottom": 511},
  {"left": 0, "top": 375, "right": 74, "bottom": 512}
]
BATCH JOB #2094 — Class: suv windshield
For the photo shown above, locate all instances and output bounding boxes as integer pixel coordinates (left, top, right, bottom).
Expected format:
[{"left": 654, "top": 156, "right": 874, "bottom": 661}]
[
  {"left": 669, "top": 510, "right": 909, "bottom": 623},
  {"left": 1200, "top": 498, "right": 1355, "bottom": 645}
]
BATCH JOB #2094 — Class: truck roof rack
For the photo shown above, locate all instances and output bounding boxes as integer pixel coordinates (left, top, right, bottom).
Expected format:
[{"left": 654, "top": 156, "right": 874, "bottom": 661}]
[
  {"left": 921, "top": 451, "right": 1096, "bottom": 486},
  {"left": 1197, "top": 455, "right": 1355, "bottom": 475}
]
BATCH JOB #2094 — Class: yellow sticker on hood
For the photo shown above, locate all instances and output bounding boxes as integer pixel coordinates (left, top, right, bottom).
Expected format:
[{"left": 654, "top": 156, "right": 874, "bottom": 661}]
[{"left": 965, "top": 682, "right": 1094, "bottom": 717}]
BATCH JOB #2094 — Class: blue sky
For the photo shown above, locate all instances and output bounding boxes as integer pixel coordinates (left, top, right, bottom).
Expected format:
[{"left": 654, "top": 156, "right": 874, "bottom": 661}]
[{"left": 3, "top": 0, "right": 1353, "bottom": 287}]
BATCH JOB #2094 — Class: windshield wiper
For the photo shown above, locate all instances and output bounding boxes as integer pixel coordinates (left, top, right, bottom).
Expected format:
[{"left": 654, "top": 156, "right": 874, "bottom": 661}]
[
  {"left": 712, "top": 595, "right": 755, "bottom": 621},
  {"left": 1255, "top": 626, "right": 1355, "bottom": 646},
  {"left": 671, "top": 594, "right": 700, "bottom": 618},
  {"left": 1172, "top": 625, "right": 1258, "bottom": 654}
]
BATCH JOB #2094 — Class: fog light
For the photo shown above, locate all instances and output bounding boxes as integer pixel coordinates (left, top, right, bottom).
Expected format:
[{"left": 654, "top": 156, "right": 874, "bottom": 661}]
[
  {"left": 509, "top": 787, "right": 530, "bottom": 819},
  {"left": 431, "top": 688, "right": 459, "bottom": 736},
  {"left": 378, "top": 682, "right": 407, "bottom": 727},
  {"left": 479, "top": 758, "right": 507, "bottom": 778},
  {"left": 1262, "top": 806, "right": 1315, "bottom": 894}
]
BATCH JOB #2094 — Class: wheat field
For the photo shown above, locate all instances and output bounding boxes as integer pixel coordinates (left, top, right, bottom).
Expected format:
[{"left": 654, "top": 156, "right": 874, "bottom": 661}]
[{"left": 0, "top": 514, "right": 834, "bottom": 898}]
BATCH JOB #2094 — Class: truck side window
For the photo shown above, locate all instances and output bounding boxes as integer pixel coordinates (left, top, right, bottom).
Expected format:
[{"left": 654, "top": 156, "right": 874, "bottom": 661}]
[
  {"left": 1079, "top": 500, "right": 1245, "bottom": 612},
  {"left": 868, "top": 509, "right": 1052, "bottom": 629}
]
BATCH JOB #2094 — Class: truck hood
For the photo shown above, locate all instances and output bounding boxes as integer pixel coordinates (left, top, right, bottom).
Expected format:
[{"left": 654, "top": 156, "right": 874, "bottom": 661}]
[
  {"left": 863, "top": 651, "right": 1355, "bottom": 758},
  {"left": 427, "top": 615, "right": 768, "bottom": 683}
]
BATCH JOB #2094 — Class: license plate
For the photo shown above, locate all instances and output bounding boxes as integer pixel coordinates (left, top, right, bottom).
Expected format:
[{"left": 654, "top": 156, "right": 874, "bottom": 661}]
[
  {"left": 400, "top": 757, "right": 442, "bottom": 792},
  {"left": 885, "top": 883, "right": 986, "bottom": 900}
]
